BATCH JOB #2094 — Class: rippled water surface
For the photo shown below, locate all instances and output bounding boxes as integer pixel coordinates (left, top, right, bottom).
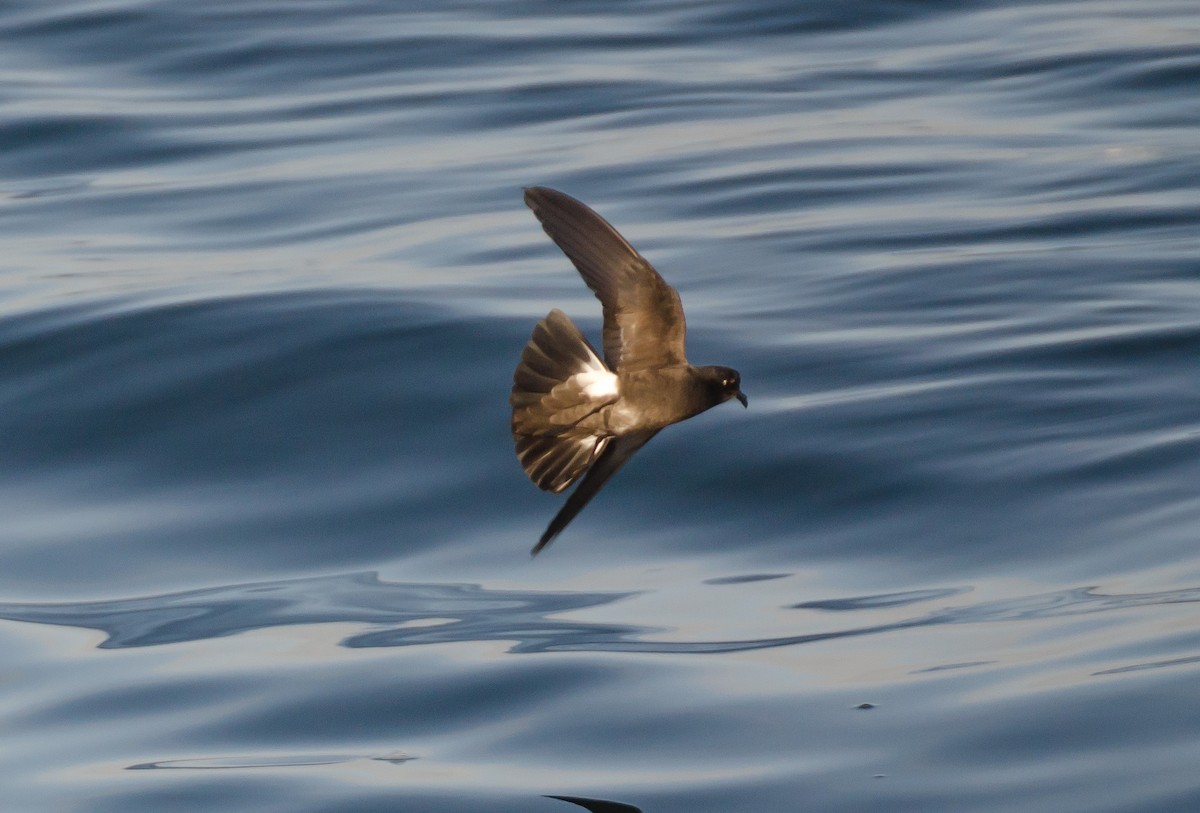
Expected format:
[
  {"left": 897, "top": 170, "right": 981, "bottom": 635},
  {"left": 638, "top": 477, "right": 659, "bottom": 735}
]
[{"left": 2, "top": 1, "right": 1199, "bottom": 810}]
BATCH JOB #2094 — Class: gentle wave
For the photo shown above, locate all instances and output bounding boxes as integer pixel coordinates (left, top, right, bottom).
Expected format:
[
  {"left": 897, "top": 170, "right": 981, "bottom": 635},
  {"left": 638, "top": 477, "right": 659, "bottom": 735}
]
[
  {"left": 2, "top": 0, "right": 1199, "bottom": 811},
  {"left": 2, "top": 571, "right": 1197, "bottom": 672}
]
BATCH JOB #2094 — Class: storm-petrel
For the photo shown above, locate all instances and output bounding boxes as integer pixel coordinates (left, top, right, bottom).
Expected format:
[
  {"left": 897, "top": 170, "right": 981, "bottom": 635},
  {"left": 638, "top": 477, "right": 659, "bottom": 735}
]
[{"left": 511, "top": 187, "right": 747, "bottom": 555}]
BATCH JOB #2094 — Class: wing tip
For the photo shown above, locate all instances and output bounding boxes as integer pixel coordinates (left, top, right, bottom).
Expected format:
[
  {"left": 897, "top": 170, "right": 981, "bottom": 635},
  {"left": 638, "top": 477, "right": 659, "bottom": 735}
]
[
  {"left": 523, "top": 185, "right": 554, "bottom": 210},
  {"left": 530, "top": 531, "right": 554, "bottom": 557},
  {"left": 524, "top": 186, "right": 592, "bottom": 219}
]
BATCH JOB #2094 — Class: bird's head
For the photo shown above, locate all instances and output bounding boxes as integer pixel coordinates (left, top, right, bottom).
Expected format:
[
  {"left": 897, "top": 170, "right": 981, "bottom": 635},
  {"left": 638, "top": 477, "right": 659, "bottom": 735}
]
[{"left": 701, "top": 365, "right": 748, "bottom": 408}]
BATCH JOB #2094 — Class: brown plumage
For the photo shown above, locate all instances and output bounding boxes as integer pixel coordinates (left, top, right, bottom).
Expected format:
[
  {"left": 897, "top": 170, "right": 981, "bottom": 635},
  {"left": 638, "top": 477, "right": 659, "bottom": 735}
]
[{"left": 511, "top": 187, "right": 747, "bottom": 555}]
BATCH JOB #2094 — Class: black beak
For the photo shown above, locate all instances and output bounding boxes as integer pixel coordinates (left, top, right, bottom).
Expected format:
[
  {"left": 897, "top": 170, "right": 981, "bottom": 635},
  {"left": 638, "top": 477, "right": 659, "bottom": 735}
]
[{"left": 736, "top": 391, "right": 748, "bottom": 408}]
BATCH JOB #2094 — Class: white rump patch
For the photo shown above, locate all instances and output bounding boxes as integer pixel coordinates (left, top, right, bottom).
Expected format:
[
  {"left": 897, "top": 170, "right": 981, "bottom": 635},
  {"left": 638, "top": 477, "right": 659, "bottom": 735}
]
[
  {"left": 569, "top": 349, "right": 618, "bottom": 400},
  {"left": 572, "top": 367, "right": 619, "bottom": 400}
]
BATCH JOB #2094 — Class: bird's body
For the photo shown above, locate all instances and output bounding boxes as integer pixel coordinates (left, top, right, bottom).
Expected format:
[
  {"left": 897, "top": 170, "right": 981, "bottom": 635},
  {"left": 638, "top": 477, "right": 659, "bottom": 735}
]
[{"left": 511, "top": 187, "right": 746, "bottom": 554}]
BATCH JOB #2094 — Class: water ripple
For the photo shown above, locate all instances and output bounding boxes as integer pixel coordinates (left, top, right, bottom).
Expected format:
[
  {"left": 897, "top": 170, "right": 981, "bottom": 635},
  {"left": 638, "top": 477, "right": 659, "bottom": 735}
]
[
  {"left": 2, "top": 0, "right": 1199, "bottom": 809},
  {"left": 0, "top": 572, "right": 639, "bottom": 651},
  {"left": 129, "top": 751, "right": 415, "bottom": 770},
  {"left": 2, "top": 573, "right": 1198, "bottom": 660}
]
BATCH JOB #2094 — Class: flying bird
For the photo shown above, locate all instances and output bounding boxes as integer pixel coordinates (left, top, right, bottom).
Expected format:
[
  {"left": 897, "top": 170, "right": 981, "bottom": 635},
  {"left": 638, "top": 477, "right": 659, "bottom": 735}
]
[{"left": 511, "top": 187, "right": 747, "bottom": 555}]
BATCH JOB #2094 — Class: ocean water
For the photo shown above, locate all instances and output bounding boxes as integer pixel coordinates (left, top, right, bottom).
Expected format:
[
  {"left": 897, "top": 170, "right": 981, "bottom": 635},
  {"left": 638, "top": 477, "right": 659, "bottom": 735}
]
[{"left": 1, "top": 1, "right": 1199, "bottom": 810}]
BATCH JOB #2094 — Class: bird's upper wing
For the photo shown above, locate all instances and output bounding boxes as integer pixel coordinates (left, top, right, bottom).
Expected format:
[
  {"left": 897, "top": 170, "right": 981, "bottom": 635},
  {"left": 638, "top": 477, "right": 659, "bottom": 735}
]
[
  {"left": 531, "top": 428, "right": 659, "bottom": 556},
  {"left": 524, "top": 187, "right": 687, "bottom": 373}
]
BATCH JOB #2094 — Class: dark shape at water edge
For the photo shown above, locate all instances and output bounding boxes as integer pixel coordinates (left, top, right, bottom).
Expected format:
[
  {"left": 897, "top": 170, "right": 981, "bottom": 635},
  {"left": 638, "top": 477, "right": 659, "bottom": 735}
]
[{"left": 546, "top": 795, "right": 643, "bottom": 813}]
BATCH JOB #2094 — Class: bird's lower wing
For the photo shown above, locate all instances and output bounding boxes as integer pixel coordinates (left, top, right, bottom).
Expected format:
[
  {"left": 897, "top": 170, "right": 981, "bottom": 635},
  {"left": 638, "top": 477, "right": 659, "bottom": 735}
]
[{"left": 532, "top": 429, "right": 659, "bottom": 556}]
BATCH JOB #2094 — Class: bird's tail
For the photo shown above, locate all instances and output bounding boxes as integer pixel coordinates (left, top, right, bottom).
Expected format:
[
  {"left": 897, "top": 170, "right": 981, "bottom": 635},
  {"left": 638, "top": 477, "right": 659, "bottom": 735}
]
[{"left": 511, "top": 309, "right": 615, "bottom": 493}]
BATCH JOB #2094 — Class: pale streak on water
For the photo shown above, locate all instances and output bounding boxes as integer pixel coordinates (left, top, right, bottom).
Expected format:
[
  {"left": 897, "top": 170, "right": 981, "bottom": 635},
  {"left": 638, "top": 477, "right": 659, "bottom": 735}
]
[{"left": 0, "top": 1, "right": 1199, "bottom": 811}]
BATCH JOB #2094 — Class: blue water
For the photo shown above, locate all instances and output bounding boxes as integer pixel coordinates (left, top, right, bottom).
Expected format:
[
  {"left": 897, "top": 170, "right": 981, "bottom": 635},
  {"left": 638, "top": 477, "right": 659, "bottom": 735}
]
[{"left": 2, "top": 1, "right": 1199, "bottom": 810}]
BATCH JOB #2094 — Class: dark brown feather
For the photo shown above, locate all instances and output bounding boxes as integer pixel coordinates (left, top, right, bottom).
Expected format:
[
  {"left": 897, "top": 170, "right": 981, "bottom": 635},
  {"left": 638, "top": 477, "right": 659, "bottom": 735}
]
[{"left": 524, "top": 187, "right": 688, "bottom": 373}]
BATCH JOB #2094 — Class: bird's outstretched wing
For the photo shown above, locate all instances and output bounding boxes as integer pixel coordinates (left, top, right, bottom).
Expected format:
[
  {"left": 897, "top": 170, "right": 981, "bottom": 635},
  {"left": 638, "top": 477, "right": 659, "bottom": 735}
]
[
  {"left": 532, "top": 429, "right": 659, "bottom": 556},
  {"left": 524, "top": 187, "right": 687, "bottom": 374}
]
